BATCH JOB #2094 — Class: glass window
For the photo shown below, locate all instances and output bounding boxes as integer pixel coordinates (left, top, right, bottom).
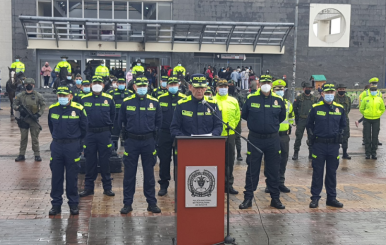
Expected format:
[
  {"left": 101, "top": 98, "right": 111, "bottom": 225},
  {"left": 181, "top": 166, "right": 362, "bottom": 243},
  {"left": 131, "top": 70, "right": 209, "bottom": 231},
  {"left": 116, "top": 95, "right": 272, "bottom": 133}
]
[
  {"left": 54, "top": 0, "right": 68, "bottom": 17},
  {"left": 84, "top": 0, "right": 97, "bottom": 18},
  {"left": 69, "top": 1, "right": 82, "bottom": 18},
  {"left": 144, "top": 3, "right": 156, "bottom": 20},
  {"left": 114, "top": 1, "right": 127, "bottom": 19},
  {"left": 129, "top": 2, "right": 142, "bottom": 19},
  {"left": 99, "top": 1, "right": 112, "bottom": 19},
  {"left": 38, "top": 0, "right": 52, "bottom": 17},
  {"left": 158, "top": 2, "right": 171, "bottom": 20}
]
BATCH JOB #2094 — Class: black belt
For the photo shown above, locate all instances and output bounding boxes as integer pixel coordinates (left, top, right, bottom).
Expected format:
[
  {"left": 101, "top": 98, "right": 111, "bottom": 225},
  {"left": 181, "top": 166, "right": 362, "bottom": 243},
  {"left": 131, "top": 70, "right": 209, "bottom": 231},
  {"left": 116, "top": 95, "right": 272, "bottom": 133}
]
[
  {"left": 53, "top": 138, "right": 80, "bottom": 143},
  {"left": 127, "top": 132, "right": 154, "bottom": 140},
  {"left": 88, "top": 126, "right": 111, "bottom": 133},
  {"left": 249, "top": 131, "right": 278, "bottom": 139},
  {"left": 160, "top": 128, "right": 171, "bottom": 133},
  {"left": 314, "top": 137, "right": 336, "bottom": 144},
  {"left": 279, "top": 131, "right": 289, "bottom": 136}
]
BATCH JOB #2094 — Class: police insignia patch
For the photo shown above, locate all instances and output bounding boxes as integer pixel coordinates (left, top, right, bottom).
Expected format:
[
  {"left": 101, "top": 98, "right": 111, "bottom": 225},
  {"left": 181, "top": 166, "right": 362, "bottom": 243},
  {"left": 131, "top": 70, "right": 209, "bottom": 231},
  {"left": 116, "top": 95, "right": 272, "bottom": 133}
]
[
  {"left": 187, "top": 170, "right": 215, "bottom": 197},
  {"left": 104, "top": 100, "right": 108, "bottom": 104},
  {"left": 149, "top": 103, "right": 153, "bottom": 108},
  {"left": 71, "top": 111, "right": 76, "bottom": 117},
  {"left": 207, "top": 108, "right": 210, "bottom": 113},
  {"left": 274, "top": 100, "right": 278, "bottom": 105},
  {"left": 335, "top": 108, "right": 339, "bottom": 113}
]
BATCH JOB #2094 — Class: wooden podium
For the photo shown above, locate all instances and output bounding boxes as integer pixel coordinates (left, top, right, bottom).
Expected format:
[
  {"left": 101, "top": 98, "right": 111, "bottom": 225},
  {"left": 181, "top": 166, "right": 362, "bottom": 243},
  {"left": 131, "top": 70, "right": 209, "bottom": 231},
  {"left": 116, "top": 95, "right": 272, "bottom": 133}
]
[{"left": 174, "top": 136, "right": 226, "bottom": 245}]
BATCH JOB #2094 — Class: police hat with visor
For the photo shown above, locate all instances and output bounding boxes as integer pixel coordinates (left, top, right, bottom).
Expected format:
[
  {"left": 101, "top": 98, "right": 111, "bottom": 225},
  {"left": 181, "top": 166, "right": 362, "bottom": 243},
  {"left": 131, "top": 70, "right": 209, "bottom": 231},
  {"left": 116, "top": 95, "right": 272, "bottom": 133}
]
[
  {"left": 118, "top": 78, "right": 126, "bottom": 83},
  {"left": 337, "top": 84, "right": 347, "bottom": 89},
  {"left": 60, "top": 55, "right": 68, "bottom": 59},
  {"left": 168, "top": 77, "right": 178, "bottom": 84},
  {"left": 161, "top": 76, "right": 169, "bottom": 81},
  {"left": 190, "top": 74, "right": 208, "bottom": 88},
  {"left": 15, "top": 55, "right": 21, "bottom": 59},
  {"left": 204, "top": 87, "right": 213, "bottom": 95},
  {"left": 82, "top": 80, "right": 90, "bottom": 85},
  {"left": 92, "top": 75, "right": 103, "bottom": 82},
  {"left": 260, "top": 74, "right": 273, "bottom": 83},
  {"left": 24, "top": 78, "right": 35, "bottom": 85},
  {"left": 56, "top": 86, "right": 71, "bottom": 95},
  {"left": 272, "top": 79, "right": 286, "bottom": 89},
  {"left": 217, "top": 79, "right": 228, "bottom": 87},
  {"left": 322, "top": 83, "right": 336, "bottom": 92},
  {"left": 135, "top": 76, "right": 149, "bottom": 86}
]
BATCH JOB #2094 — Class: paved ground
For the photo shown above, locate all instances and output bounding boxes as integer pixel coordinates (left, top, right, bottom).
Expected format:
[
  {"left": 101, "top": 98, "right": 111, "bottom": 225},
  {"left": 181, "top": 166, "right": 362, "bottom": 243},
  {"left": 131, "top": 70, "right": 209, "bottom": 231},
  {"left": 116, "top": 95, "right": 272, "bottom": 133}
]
[{"left": 0, "top": 105, "right": 386, "bottom": 244}]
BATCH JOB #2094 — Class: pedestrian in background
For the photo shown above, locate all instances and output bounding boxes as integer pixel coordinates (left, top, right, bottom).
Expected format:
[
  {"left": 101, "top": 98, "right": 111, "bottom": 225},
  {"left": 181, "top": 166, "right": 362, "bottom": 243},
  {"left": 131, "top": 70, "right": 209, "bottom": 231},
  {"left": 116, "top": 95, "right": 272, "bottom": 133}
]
[{"left": 41, "top": 62, "right": 52, "bottom": 89}]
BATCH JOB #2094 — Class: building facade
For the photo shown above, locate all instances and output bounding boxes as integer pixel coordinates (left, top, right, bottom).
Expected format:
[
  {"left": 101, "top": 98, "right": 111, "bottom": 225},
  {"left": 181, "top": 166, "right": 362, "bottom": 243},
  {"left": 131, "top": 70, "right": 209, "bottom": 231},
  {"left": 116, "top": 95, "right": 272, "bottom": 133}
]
[{"left": 3, "top": 0, "right": 386, "bottom": 88}]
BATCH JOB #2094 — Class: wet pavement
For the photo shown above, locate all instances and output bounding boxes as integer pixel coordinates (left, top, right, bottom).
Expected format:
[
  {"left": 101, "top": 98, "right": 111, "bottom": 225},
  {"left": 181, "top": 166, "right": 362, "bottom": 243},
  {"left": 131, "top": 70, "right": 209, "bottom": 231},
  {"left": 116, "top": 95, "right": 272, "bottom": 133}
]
[{"left": 0, "top": 106, "right": 386, "bottom": 244}]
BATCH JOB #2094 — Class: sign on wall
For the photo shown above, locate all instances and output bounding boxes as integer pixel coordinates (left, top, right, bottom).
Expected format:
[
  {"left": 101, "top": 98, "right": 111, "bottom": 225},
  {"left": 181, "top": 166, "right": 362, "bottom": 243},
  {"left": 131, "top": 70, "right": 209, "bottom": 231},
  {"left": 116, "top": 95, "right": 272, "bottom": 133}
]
[{"left": 185, "top": 166, "right": 217, "bottom": 208}]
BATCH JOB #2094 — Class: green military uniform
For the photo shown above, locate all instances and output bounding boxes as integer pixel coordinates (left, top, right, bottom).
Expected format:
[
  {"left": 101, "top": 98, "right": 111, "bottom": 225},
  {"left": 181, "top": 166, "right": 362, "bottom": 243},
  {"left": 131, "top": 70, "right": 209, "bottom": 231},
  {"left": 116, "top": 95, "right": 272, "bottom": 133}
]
[
  {"left": 292, "top": 82, "right": 318, "bottom": 160},
  {"left": 228, "top": 80, "right": 245, "bottom": 160},
  {"left": 13, "top": 78, "right": 46, "bottom": 159},
  {"left": 333, "top": 84, "right": 351, "bottom": 159}
]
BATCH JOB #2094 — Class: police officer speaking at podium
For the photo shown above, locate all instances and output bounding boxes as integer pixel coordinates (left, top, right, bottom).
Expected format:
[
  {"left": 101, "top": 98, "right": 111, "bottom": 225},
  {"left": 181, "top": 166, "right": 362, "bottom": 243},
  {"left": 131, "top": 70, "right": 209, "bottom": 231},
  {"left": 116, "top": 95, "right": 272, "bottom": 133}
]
[
  {"left": 307, "top": 83, "right": 346, "bottom": 209},
  {"left": 239, "top": 74, "right": 286, "bottom": 210},
  {"left": 170, "top": 74, "right": 222, "bottom": 137}
]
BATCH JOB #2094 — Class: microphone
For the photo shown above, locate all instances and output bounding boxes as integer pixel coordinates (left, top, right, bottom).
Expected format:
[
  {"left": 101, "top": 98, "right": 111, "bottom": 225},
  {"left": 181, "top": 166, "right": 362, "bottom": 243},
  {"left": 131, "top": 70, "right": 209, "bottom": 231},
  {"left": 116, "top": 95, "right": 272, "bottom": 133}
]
[{"left": 202, "top": 99, "right": 216, "bottom": 112}]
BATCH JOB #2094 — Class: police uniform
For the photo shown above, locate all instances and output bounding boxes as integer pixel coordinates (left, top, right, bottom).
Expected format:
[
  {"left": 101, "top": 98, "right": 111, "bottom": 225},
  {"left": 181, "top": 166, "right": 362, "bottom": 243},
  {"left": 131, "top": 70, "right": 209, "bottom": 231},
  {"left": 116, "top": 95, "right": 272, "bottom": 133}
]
[
  {"left": 79, "top": 78, "right": 115, "bottom": 197},
  {"left": 333, "top": 84, "right": 352, "bottom": 159},
  {"left": 55, "top": 56, "right": 72, "bottom": 80},
  {"left": 48, "top": 87, "right": 88, "bottom": 215},
  {"left": 73, "top": 80, "right": 91, "bottom": 103},
  {"left": 95, "top": 64, "right": 110, "bottom": 78},
  {"left": 173, "top": 64, "right": 186, "bottom": 81},
  {"left": 132, "top": 61, "right": 145, "bottom": 78},
  {"left": 307, "top": 83, "right": 346, "bottom": 208},
  {"left": 152, "top": 76, "right": 169, "bottom": 98},
  {"left": 292, "top": 82, "right": 318, "bottom": 160},
  {"left": 109, "top": 81, "right": 133, "bottom": 152},
  {"left": 13, "top": 78, "right": 46, "bottom": 162},
  {"left": 118, "top": 76, "right": 162, "bottom": 214},
  {"left": 157, "top": 77, "right": 186, "bottom": 195},
  {"left": 170, "top": 74, "right": 223, "bottom": 137},
  {"left": 239, "top": 74, "right": 286, "bottom": 210},
  {"left": 11, "top": 56, "right": 25, "bottom": 74}
]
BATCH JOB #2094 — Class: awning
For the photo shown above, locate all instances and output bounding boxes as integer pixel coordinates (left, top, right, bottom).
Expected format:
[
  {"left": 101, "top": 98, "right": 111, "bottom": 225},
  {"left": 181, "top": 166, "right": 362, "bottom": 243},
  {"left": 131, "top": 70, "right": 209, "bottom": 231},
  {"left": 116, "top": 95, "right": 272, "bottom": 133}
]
[
  {"left": 19, "top": 16, "right": 294, "bottom": 54},
  {"left": 310, "top": 75, "right": 327, "bottom": 81}
]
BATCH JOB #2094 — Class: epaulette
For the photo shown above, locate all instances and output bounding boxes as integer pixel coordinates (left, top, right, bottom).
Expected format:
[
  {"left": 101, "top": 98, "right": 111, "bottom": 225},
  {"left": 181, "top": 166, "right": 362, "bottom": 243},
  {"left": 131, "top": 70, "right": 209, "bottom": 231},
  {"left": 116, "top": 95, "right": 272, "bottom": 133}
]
[
  {"left": 178, "top": 95, "right": 192, "bottom": 105},
  {"left": 81, "top": 93, "right": 92, "bottom": 99},
  {"left": 70, "top": 101, "right": 84, "bottom": 110},
  {"left": 49, "top": 102, "right": 60, "bottom": 109},
  {"left": 247, "top": 90, "right": 260, "bottom": 99},
  {"left": 147, "top": 94, "right": 159, "bottom": 102},
  {"left": 123, "top": 94, "right": 136, "bottom": 102},
  {"left": 312, "top": 101, "right": 324, "bottom": 107},
  {"left": 178, "top": 92, "right": 187, "bottom": 98},
  {"left": 158, "top": 92, "right": 169, "bottom": 100},
  {"left": 102, "top": 92, "right": 113, "bottom": 100},
  {"left": 153, "top": 88, "right": 158, "bottom": 92},
  {"left": 332, "top": 101, "right": 344, "bottom": 108},
  {"left": 205, "top": 96, "right": 217, "bottom": 104}
]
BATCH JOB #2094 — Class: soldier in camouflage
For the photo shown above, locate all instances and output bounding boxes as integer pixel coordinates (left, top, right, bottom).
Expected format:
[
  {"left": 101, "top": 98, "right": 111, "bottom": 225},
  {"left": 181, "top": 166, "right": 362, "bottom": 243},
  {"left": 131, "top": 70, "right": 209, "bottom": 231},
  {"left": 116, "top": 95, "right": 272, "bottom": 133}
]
[{"left": 334, "top": 84, "right": 352, "bottom": 159}]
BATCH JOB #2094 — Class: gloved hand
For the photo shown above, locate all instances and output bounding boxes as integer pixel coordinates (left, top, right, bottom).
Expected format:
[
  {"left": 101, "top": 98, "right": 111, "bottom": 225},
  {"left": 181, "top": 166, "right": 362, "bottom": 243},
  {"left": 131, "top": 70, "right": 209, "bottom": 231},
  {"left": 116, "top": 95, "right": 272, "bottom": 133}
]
[
  {"left": 33, "top": 114, "right": 40, "bottom": 120},
  {"left": 336, "top": 134, "right": 343, "bottom": 144},
  {"left": 307, "top": 137, "right": 315, "bottom": 147}
]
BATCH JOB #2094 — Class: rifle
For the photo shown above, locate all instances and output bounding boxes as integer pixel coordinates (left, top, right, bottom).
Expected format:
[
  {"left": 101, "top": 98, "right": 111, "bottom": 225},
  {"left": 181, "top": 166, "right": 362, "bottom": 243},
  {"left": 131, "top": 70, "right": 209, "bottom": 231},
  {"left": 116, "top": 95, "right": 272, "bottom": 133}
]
[{"left": 18, "top": 104, "right": 42, "bottom": 130}]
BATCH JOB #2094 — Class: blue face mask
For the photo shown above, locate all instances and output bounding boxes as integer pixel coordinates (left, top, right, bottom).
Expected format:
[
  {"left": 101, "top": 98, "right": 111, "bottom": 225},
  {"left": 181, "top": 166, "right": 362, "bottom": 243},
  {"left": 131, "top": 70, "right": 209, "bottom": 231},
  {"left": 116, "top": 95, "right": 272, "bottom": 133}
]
[
  {"left": 218, "top": 88, "right": 228, "bottom": 96},
  {"left": 16, "top": 59, "right": 19, "bottom": 62},
  {"left": 58, "top": 97, "right": 69, "bottom": 105},
  {"left": 324, "top": 94, "right": 334, "bottom": 103},
  {"left": 371, "top": 91, "right": 378, "bottom": 96},
  {"left": 275, "top": 91, "right": 284, "bottom": 97},
  {"left": 118, "top": 85, "right": 125, "bottom": 90},
  {"left": 62, "top": 59, "right": 66, "bottom": 62},
  {"left": 83, "top": 87, "right": 90, "bottom": 93},
  {"left": 161, "top": 82, "right": 167, "bottom": 88},
  {"left": 168, "top": 86, "right": 178, "bottom": 94},
  {"left": 137, "top": 63, "right": 141, "bottom": 66},
  {"left": 67, "top": 76, "right": 72, "bottom": 80},
  {"left": 101, "top": 64, "right": 105, "bottom": 66},
  {"left": 136, "top": 87, "right": 148, "bottom": 96},
  {"left": 76, "top": 79, "right": 82, "bottom": 85}
]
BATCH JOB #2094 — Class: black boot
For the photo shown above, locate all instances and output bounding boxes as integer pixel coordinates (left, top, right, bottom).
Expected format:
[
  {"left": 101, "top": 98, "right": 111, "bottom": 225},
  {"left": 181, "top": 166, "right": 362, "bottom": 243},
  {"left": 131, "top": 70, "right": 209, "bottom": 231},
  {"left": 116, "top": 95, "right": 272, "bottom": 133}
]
[
  {"left": 69, "top": 205, "right": 79, "bottom": 215},
  {"left": 326, "top": 199, "right": 343, "bottom": 208},
  {"left": 292, "top": 151, "right": 298, "bottom": 160},
  {"left": 147, "top": 204, "right": 161, "bottom": 213},
  {"left": 49, "top": 205, "right": 61, "bottom": 215},
  {"left": 309, "top": 199, "right": 319, "bottom": 208},
  {"left": 270, "top": 198, "right": 285, "bottom": 209},
  {"left": 79, "top": 189, "right": 94, "bottom": 197},
  {"left": 342, "top": 149, "right": 351, "bottom": 160},
  {"left": 35, "top": 156, "right": 42, "bottom": 162},
  {"left": 308, "top": 150, "right": 313, "bottom": 160},
  {"left": 158, "top": 188, "right": 168, "bottom": 196},
  {"left": 15, "top": 155, "right": 25, "bottom": 162},
  {"left": 103, "top": 189, "right": 115, "bottom": 196},
  {"left": 279, "top": 185, "right": 290, "bottom": 193},
  {"left": 239, "top": 199, "right": 252, "bottom": 209},
  {"left": 236, "top": 151, "right": 243, "bottom": 161},
  {"left": 120, "top": 205, "right": 133, "bottom": 214}
]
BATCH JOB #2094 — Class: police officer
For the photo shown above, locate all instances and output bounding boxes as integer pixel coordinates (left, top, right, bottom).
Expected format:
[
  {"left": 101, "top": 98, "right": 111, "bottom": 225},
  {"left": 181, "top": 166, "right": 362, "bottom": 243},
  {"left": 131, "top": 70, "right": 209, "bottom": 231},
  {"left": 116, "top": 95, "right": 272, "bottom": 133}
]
[
  {"left": 157, "top": 77, "right": 186, "bottom": 196},
  {"left": 55, "top": 56, "right": 72, "bottom": 80},
  {"left": 10, "top": 55, "right": 25, "bottom": 74},
  {"left": 359, "top": 77, "right": 383, "bottom": 105},
  {"left": 95, "top": 60, "right": 110, "bottom": 80},
  {"left": 73, "top": 80, "right": 91, "bottom": 103},
  {"left": 13, "top": 78, "right": 46, "bottom": 162},
  {"left": 106, "top": 77, "right": 118, "bottom": 94},
  {"left": 228, "top": 80, "right": 244, "bottom": 161},
  {"left": 118, "top": 76, "right": 162, "bottom": 214},
  {"left": 173, "top": 61, "right": 186, "bottom": 81},
  {"left": 360, "top": 83, "right": 385, "bottom": 159},
  {"left": 152, "top": 76, "right": 169, "bottom": 98},
  {"left": 215, "top": 79, "right": 241, "bottom": 194},
  {"left": 55, "top": 72, "right": 75, "bottom": 93},
  {"left": 109, "top": 78, "right": 133, "bottom": 153},
  {"left": 73, "top": 74, "right": 83, "bottom": 96},
  {"left": 48, "top": 86, "right": 88, "bottom": 215},
  {"left": 307, "top": 83, "right": 346, "bottom": 208},
  {"left": 79, "top": 76, "right": 115, "bottom": 198},
  {"left": 292, "top": 82, "right": 318, "bottom": 160},
  {"left": 334, "top": 84, "right": 352, "bottom": 159},
  {"left": 272, "top": 79, "right": 294, "bottom": 193},
  {"left": 132, "top": 59, "right": 145, "bottom": 78},
  {"left": 204, "top": 87, "right": 213, "bottom": 98},
  {"left": 239, "top": 74, "right": 286, "bottom": 210},
  {"left": 170, "top": 74, "right": 223, "bottom": 137}
]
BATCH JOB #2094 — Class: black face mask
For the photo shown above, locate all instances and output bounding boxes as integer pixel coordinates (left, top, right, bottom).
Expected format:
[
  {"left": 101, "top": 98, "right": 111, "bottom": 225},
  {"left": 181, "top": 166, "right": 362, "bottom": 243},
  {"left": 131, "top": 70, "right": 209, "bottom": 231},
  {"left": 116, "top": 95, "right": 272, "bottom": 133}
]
[
  {"left": 305, "top": 89, "right": 311, "bottom": 95},
  {"left": 26, "top": 84, "right": 33, "bottom": 90},
  {"left": 338, "top": 91, "right": 346, "bottom": 96}
]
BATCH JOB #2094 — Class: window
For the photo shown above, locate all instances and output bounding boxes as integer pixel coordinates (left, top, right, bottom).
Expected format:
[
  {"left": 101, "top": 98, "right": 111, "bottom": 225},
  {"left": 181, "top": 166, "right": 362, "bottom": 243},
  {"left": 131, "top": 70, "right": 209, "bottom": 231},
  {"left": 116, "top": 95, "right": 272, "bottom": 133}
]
[
  {"left": 54, "top": 0, "right": 68, "bottom": 17},
  {"left": 84, "top": 0, "right": 97, "bottom": 18},
  {"left": 330, "top": 18, "right": 341, "bottom": 35},
  {"left": 69, "top": 1, "right": 82, "bottom": 18},
  {"left": 38, "top": 0, "right": 52, "bottom": 17},
  {"left": 99, "top": 1, "right": 112, "bottom": 19},
  {"left": 158, "top": 2, "right": 171, "bottom": 20},
  {"left": 143, "top": 3, "right": 156, "bottom": 20},
  {"left": 114, "top": 1, "right": 127, "bottom": 19},
  {"left": 129, "top": 2, "right": 142, "bottom": 19}
]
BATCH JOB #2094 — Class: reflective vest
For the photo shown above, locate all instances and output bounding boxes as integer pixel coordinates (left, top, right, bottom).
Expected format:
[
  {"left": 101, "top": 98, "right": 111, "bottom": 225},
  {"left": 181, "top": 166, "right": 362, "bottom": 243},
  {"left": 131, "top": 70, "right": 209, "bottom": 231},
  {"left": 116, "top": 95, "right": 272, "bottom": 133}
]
[
  {"left": 173, "top": 66, "right": 186, "bottom": 76},
  {"left": 359, "top": 89, "right": 382, "bottom": 107},
  {"left": 10, "top": 61, "right": 25, "bottom": 73},
  {"left": 360, "top": 94, "right": 385, "bottom": 120},
  {"left": 215, "top": 93, "right": 241, "bottom": 136},
  {"left": 279, "top": 99, "right": 295, "bottom": 132},
  {"left": 95, "top": 66, "right": 110, "bottom": 77},
  {"left": 55, "top": 61, "right": 72, "bottom": 74},
  {"left": 132, "top": 65, "right": 145, "bottom": 76}
]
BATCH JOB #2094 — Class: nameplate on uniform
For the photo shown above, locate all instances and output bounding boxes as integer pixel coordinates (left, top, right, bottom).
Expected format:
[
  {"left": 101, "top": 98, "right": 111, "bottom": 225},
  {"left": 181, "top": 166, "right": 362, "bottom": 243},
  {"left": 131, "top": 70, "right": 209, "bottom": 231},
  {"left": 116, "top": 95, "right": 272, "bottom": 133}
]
[
  {"left": 127, "top": 106, "right": 136, "bottom": 111},
  {"left": 172, "top": 103, "right": 177, "bottom": 107},
  {"left": 160, "top": 102, "right": 168, "bottom": 107},
  {"left": 84, "top": 102, "right": 92, "bottom": 107},
  {"left": 182, "top": 110, "right": 193, "bottom": 117},
  {"left": 185, "top": 166, "right": 217, "bottom": 208},
  {"left": 251, "top": 103, "right": 260, "bottom": 108},
  {"left": 317, "top": 111, "right": 326, "bottom": 116}
]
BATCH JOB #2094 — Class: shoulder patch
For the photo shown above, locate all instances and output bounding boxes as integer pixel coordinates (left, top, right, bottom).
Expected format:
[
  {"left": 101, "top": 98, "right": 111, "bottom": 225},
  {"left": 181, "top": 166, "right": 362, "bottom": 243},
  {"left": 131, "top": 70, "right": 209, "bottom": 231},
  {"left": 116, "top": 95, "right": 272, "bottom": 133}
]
[
  {"left": 49, "top": 102, "right": 60, "bottom": 109},
  {"left": 158, "top": 92, "right": 169, "bottom": 100},
  {"left": 70, "top": 101, "right": 84, "bottom": 110},
  {"left": 102, "top": 92, "right": 113, "bottom": 100},
  {"left": 178, "top": 92, "right": 187, "bottom": 98},
  {"left": 178, "top": 95, "right": 192, "bottom": 105},
  {"left": 123, "top": 94, "right": 136, "bottom": 102},
  {"left": 333, "top": 102, "right": 344, "bottom": 108},
  {"left": 81, "top": 93, "right": 92, "bottom": 99},
  {"left": 312, "top": 101, "right": 324, "bottom": 108}
]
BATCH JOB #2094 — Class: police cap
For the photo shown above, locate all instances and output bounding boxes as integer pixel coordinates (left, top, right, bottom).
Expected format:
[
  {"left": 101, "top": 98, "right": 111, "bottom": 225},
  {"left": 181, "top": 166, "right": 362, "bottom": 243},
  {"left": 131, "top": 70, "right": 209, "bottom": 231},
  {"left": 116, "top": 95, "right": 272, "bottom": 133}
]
[
  {"left": 82, "top": 80, "right": 90, "bottom": 85},
  {"left": 109, "top": 74, "right": 115, "bottom": 78},
  {"left": 337, "top": 83, "right": 346, "bottom": 89},
  {"left": 24, "top": 78, "right": 35, "bottom": 85},
  {"left": 92, "top": 75, "right": 103, "bottom": 82},
  {"left": 260, "top": 74, "right": 273, "bottom": 83},
  {"left": 302, "top": 82, "right": 313, "bottom": 88},
  {"left": 227, "top": 80, "right": 234, "bottom": 85},
  {"left": 272, "top": 79, "right": 286, "bottom": 88},
  {"left": 75, "top": 73, "right": 82, "bottom": 77},
  {"left": 168, "top": 77, "right": 178, "bottom": 84},
  {"left": 369, "top": 77, "right": 379, "bottom": 83},
  {"left": 204, "top": 87, "right": 213, "bottom": 95},
  {"left": 217, "top": 79, "right": 228, "bottom": 86},
  {"left": 322, "top": 83, "right": 336, "bottom": 92},
  {"left": 118, "top": 78, "right": 126, "bottom": 83},
  {"left": 112, "top": 77, "right": 118, "bottom": 81},
  {"left": 100, "top": 60, "right": 105, "bottom": 64},
  {"left": 161, "top": 76, "right": 169, "bottom": 81},
  {"left": 60, "top": 55, "right": 68, "bottom": 59},
  {"left": 190, "top": 74, "right": 207, "bottom": 88},
  {"left": 15, "top": 55, "right": 21, "bottom": 59},
  {"left": 135, "top": 76, "right": 149, "bottom": 86},
  {"left": 56, "top": 86, "right": 71, "bottom": 95}
]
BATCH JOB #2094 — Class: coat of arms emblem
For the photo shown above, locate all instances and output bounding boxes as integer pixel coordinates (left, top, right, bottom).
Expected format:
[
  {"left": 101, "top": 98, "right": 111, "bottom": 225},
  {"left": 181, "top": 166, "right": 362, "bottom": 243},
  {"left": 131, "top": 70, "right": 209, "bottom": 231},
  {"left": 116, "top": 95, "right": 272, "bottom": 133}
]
[{"left": 187, "top": 170, "right": 215, "bottom": 197}]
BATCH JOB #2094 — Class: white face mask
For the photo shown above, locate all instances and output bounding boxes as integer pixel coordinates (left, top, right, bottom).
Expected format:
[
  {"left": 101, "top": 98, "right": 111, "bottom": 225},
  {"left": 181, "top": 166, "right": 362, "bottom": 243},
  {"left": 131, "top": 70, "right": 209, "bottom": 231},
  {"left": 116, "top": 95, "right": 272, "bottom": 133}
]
[
  {"left": 261, "top": 84, "right": 271, "bottom": 93},
  {"left": 112, "top": 83, "right": 118, "bottom": 89},
  {"left": 92, "top": 84, "right": 103, "bottom": 93}
]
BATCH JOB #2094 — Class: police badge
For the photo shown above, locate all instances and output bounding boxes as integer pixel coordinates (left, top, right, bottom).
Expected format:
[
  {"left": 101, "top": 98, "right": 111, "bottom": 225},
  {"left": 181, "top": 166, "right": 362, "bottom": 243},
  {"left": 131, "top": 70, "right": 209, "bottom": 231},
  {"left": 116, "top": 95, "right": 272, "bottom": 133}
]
[
  {"left": 71, "top": 111, "right": 76, "bottom": 117},
  {"left": 207, "top": 108, "right": 210, "bottom": 113},
  {"left": 104, "top": 100, "right": 108, "bottom": 104},
  {"left": 149, "top": 103, "right": 153, "bottom": 109},
  {"left": 274, "top": 100, "right": 278, "bottom": 105},
  {"left": 335, "top": 108, "right": 339, "bottom": 113}
]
